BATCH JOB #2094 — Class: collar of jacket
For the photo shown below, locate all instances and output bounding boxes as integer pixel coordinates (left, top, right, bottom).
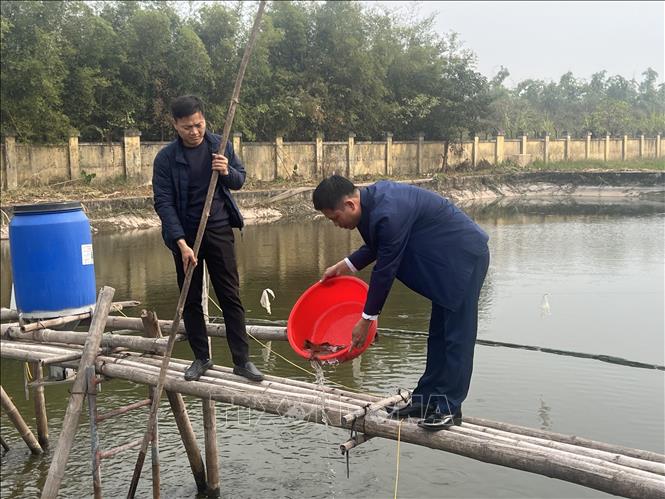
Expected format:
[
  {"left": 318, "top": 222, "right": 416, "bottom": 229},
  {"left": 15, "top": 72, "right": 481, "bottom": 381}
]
[{"left": 173, "top": 129, "right": 222, "bottom": 167}]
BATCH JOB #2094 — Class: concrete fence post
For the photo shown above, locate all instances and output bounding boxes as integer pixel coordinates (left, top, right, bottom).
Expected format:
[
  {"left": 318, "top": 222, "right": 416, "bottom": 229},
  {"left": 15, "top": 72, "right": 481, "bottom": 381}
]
[
  {"left": 638, "top": 134, "right": 644, "bottom": 159},
  {"left": 274, "top": 135, "right": 283, "bottom": 180},
  {"left": 315, "top": 132, "right": 324, "bottom": 178},
  {"left": 472, "top": 136, "right": 479, "bottom": 168},
  {"left": 4, "top": 133, "right": 18, "bottom": 190},
  {"left": 520, "top": 134, "right": 528, "bottom": 155},
  {"left": 622, "top": 135, "right": 628, "bottom": 161},
  {"left": 656, "top": 134, "right": 662, "bottom": 158},
  {"left": 385, "top": 132, "right": 393, "bottom": 175},
  {"left": 232, "top": 132, "right": 242, "bottom": 159},
  {"left": 417, "top": 132, "right": 425, "bottom": 175},
  {"left": 564, "top": 132, "right": 571, "bottom": 161},
  {"left": 68, "top": 130, "right": 80, "bottom": 181},
  {"left": 123, "top": 129, "right": 142, "bottom": 180},
  {"left": 604, "top": 134, "right": 610, "bottom": 162},
  {"left": 347, "top": 133, "right": 355, "bottom": 179},
  {"left": 543, "top": 132, "right": 550, "bottom": 163},
  {"left": 585, "top": 132, "right": 592, "bottom": 160},
  {"left": 494, "top": 131, "right": 505, "bottom": 165}
]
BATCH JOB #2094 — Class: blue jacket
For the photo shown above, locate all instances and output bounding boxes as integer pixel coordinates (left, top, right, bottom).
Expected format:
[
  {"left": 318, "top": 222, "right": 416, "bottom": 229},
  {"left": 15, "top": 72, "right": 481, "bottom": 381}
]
[
  {"left": 348, "top": 181, "right": 489, "bottom": 314},
  {"left": 152, "top": 130, "right": 245, "bottom": 252}
]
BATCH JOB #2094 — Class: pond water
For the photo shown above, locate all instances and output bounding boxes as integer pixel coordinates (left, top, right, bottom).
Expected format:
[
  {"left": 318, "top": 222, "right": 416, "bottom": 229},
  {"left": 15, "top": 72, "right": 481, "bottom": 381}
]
[{"left": 1, "top": 196, "right": 663, "bottom": 498}]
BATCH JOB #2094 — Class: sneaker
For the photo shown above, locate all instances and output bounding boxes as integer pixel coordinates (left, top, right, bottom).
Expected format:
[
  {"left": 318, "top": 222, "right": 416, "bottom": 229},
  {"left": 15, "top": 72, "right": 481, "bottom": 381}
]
[
  {"left": 184, "top": 358, "right": 213, "bottom": 381},
  {"left": 233, "top": 361, "right": 264, "bottom": 382},
  {"left": 418, "top": 410, "right": 463, "bottom": 431}
]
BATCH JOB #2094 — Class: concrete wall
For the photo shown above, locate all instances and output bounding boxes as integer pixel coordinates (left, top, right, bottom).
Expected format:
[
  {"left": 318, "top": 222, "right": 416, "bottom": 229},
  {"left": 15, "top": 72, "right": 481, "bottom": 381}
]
[{"left": 1, "top": 132, "right": 662, "bottom": 191}]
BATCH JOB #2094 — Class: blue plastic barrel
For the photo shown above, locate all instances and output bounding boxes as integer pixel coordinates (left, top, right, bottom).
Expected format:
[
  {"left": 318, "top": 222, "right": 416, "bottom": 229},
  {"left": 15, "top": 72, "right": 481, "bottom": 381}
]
[{"left": 9, "top": 202, "right": 96, "bottom": 319}]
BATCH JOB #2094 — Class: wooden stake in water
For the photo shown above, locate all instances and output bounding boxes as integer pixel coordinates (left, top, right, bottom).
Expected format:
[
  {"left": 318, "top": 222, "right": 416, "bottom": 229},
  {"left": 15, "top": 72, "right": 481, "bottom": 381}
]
[{"left": 127, "top": 3, "right": 267, "bottom": 497}]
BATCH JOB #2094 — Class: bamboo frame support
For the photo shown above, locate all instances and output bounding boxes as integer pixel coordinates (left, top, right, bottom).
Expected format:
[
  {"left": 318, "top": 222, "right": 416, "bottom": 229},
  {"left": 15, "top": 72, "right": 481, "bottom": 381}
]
[
  {"left": 96, "top": 398, "right": 152, "bottom": 423},
  {"left": 105, "top": 316, "right": 287, "bottom": 342},
  {"left": 41, "top": 286, "right": 116, "bottom": 499},
  {"left": 0, "top": 385, "right": 43, "bottom": 454},
  {"left": 20, "top": 301, "right": 140, "bottom": 332},
  {"left": 86, "top": 366, "right": 102, "bottom": 499},
  {"left": 30, "top": 360, "right": 49, "bottom": 448},
  {"left": 142, "top": 309, "right": 207, "bottom": 494},
  {"left": 4, "top": 327, "right": 168, "bottom": 354},
  {"left": 340, "top": 433, "right": 373, "bottom": 453},
  {"left": 202, "top": 400, "right": 220, "bottom": 497},
  {"left": 342, "top": 391, "right": 409, "bottom": 423}
]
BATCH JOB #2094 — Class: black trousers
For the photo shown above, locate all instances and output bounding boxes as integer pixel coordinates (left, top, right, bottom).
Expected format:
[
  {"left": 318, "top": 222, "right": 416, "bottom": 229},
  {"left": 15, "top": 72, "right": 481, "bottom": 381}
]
[{"left": 173, "top": 225, "right": 249, "bottom": 365}]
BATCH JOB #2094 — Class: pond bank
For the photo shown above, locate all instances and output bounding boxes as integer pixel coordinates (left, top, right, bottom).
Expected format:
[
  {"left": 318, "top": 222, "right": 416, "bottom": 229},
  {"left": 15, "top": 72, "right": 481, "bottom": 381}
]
[{"left": 0, "top": 171, "right": 662, "bottom": 239}]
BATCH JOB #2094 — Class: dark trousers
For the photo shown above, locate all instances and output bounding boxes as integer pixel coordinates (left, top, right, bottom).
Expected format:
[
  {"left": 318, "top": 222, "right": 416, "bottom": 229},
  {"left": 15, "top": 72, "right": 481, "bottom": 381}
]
[
  {"left": 173, "top": 225, "right": 249, "bottom": 365},
  {"left": 412, "top": 250, "right": 490, "bottom": 414}
]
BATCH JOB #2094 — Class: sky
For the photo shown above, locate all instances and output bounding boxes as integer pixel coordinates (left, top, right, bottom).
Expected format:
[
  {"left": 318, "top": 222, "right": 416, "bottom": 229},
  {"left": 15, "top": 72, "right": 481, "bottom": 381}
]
[{"left": 366, "top": 1, "right": 665, "bottom": 87}]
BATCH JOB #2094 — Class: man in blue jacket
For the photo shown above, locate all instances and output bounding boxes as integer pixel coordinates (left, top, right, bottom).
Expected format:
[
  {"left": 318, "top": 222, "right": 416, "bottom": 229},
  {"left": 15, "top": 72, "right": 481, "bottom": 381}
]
[
  {"left": 152, "top": 95, "right": 263, "bottom": 383},
  {"left": 313, "top": 175, "right": 489, "bottom": 430}
]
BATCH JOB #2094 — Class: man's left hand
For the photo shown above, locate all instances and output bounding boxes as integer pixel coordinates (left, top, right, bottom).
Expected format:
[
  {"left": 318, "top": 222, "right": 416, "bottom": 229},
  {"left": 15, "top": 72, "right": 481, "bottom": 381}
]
[
  {"left": 350, "top": 317, "right": 372, "bottom": 350},
  {"left": 212, "top": 153, "right": 229, "bottom": 176}
]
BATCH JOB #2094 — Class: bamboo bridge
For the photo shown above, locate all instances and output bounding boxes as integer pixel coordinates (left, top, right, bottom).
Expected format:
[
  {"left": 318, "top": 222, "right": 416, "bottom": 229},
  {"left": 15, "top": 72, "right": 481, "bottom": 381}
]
[{"left": 1, "top": 298, "right": 664, "bottom": 499}]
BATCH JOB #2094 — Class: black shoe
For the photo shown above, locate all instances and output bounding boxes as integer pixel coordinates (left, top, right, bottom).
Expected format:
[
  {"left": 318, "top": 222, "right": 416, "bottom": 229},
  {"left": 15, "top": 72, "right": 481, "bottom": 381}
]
[
  {"left": 387, "top": 401, "right": 436, "bottom": 419},
  {"left": 418, "top": 410, "right": 463, "bottom": 431},
  {"left": 184, "top": 358, "right": 213, "bottom": 381},
  {"left": 233, "top": 361, "right": 264, "bottom": 382}
]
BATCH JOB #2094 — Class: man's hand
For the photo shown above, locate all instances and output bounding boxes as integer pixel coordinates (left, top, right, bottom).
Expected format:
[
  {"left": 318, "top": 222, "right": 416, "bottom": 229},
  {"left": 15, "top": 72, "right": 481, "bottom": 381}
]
[
  {"left": 212, "top": 153, "right": 229, "bottom": 176},
  {"left": 350, "top": 317, "right": 372, "bottom": 351},
  {"left": 177, "top": 239, "right": 197, "bottom": 270},
  {"left": 321, "top": 259, "right": 352, "bottom": 282}
]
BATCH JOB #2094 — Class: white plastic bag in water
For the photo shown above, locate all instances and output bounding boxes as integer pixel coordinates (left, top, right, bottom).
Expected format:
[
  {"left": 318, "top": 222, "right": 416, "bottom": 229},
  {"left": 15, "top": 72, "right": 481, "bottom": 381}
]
[{"left": 260, "top": 288, "right": 275, "bottom": 315}]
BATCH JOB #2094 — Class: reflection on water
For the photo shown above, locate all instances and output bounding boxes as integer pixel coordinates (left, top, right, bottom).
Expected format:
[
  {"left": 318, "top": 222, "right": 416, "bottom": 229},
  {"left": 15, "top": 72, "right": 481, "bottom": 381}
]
[{"left": 1, "top": 197, "right": 664, "bottom": 498}]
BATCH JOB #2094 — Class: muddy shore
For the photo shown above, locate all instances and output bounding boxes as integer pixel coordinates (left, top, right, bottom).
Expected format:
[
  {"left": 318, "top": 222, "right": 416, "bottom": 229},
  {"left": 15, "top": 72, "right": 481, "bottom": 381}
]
[{"left": 1, "top": 171, "right": 663, "bottom": 239}]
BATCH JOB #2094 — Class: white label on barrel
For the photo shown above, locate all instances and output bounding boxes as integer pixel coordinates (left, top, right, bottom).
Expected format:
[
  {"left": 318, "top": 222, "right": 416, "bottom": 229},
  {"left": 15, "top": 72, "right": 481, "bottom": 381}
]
[{"left": 81, "top": 244, "right": 94, "bottom": 265}]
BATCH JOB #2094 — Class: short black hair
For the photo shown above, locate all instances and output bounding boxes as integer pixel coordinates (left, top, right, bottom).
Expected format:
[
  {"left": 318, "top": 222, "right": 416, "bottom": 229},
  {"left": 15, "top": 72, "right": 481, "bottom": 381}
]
[
  {"left": 171, "top": 95, "right": 205, "bottom": 120},
  {"left": 312, "top": 175, "right": 357, "bottom": 210}
]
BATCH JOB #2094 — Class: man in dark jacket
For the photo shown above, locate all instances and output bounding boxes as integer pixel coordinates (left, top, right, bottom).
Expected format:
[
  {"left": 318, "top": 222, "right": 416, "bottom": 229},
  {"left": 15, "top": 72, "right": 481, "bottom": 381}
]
[
  {"left": 313, "top": 175, "right": 489, "bottom": 430},
  {"left": 153, "top": 95, "right": 263, "bottom": 382}
]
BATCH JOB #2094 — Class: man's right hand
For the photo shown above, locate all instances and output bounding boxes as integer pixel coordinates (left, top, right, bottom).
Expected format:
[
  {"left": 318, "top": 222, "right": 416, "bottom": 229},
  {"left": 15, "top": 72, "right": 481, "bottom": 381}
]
[
  {"left": 177, "top": 239, "right": 197, "bottom": 270},
  {"left": 321, "top": 259, "right": 352, "bottom": 282}
]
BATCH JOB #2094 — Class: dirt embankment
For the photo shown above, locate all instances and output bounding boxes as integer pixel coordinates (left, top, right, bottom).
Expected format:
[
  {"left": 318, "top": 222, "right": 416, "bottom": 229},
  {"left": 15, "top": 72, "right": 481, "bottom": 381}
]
[{"left": 1, "top": 171, "right": 663, "bottom": 239}]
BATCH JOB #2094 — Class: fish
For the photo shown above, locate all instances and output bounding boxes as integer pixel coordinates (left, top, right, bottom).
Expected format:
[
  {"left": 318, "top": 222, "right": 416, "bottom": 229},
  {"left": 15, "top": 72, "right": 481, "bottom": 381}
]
[{"left": 303, "top": 339, "right": 347, "bottom": 359}]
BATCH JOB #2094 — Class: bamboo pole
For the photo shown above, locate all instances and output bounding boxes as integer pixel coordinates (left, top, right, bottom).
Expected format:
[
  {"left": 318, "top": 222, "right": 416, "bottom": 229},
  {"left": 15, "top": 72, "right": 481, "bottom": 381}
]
[
  {"left": 30, "top": 360, "right": 49, "bottom": 448},
  {"left": 0, "top": 308, "right": 18, "bottom": 321},
  {"left": 129, "top": 4, "right": 267, "bottom": 497},
  {"left": 5, "top": 327, "right": 168, "bottom": 354},
  {"left": 202, "top": 400, "right": 220, "bottom": 497},
  {"left": 86, "top": 366, "right": 102, "bottom": 499},
  {"left": 20, "top": 301, "right": 140, "bottom": 332},
  {"left": 143, "top": 354, "right": 378, "bottom": 403},
  {"left": 465, "top": 416, "right": 665, "bottom": 464},
  {"left": 142, "top": 310, "right": 207, "bottom": 494},
  {"left": 462, "top": 422, "right": 665, "bottom": 475},
  {"left": 0, "top": 385, "right": 43, "bottom": 454},
  {"left": 115, "top": 354, "right": 365, "bottom": 412},
  {"left": 342, "top": 391, "right": 409, "bottom": 423},
  {"left": 91, "top": 359, "right": 665, "bottom": 499},
  {"left": 105, "top": 316, "right": 287, "bottom": 341},
  {"left": 0, "top": 436, "right": 9, "bottom": 452},
  {"left": 41, "top": 286, "right": 116, "bottom": 499},
  {"left": 1, "top": 337, "right": 662, "bottom": 498}
]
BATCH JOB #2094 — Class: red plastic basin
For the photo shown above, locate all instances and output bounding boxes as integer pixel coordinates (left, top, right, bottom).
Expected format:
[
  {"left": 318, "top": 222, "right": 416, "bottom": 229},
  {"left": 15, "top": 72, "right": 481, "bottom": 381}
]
[{"left": 287, "top": 276, "right": 377, "bottom": 363}]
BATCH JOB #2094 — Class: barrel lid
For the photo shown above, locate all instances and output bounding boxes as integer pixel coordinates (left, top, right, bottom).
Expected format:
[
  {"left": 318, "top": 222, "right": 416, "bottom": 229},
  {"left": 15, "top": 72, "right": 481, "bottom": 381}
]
[{"left": 13, "top": 201, "right": 83, "bottom": 214}]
